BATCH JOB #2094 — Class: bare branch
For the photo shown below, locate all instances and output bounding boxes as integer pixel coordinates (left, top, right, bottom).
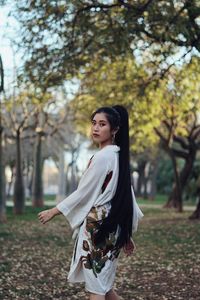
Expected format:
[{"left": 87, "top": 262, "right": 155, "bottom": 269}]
[
  {"left": 171, "top": 148, "right": 188, "bottom": 159},
  {"left": 192, "top": 127, "right": 200, "bottom": 141},
  {"left": 173, "top": 135, "right": 189, "bottom": 150},
  {"left": 154, "top": 127, "right": 167, "bottom": 143}
]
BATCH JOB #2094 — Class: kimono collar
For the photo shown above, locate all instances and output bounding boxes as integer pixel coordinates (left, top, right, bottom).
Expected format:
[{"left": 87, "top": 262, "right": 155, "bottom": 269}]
[{"left": 100, "top": 145, "right": 120, "bottom": 153}]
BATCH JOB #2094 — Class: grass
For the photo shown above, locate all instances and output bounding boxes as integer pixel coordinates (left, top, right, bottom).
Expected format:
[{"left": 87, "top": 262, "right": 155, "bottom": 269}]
[
  {"left": 137, "top": 193, "right": 197, "bottom": 207},
  {"left": 5, "top": 206, "right": 52, "bottom": 221},
  {"left": 0, "top": 206, "right": 200, "bottom": 299},
  {"left": 137, "top": 194, "right": 168, "bottom": 205},
  {"left": 7, "top": 194, "right": 56, "bottom": 205}
]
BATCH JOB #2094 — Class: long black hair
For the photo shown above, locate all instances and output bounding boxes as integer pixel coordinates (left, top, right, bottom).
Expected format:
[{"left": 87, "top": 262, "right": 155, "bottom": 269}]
[{"left": 90, "top": 105, "right": 133, "bottom": 248}]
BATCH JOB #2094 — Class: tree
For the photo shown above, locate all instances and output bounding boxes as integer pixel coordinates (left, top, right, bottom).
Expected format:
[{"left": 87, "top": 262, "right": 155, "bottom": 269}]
[
  {"left": 71, "top": 55, "right": 200, "bottom": 214},
  {"left": 32, "top": 126, "right": 44, "bottom": 207},
  {"left": 156, "top": 152, "right": 174, "bottom": 195},
  {"left": 0, "top": 54, "right": 6, "bottom": 222},
  {"left": 71, "top": 56, "right": 161, "bottom": 153},
  {"left": 31, "top": 104, "right": 70, "bottom": 208},
  {"left": 12, "top": 0, "right": 200, "bottom": 89},
  {"left": 184, "top": 159, "right": 200, "bottom": 219},
  {"left": 2, "top": 86, "right": 54, "bottom": 212},
  {"left": 154, "top": 57, "right": 200, "bottom": 212},
  {"left": 2, "top": 93, "right": 38, "bottom": 214}
]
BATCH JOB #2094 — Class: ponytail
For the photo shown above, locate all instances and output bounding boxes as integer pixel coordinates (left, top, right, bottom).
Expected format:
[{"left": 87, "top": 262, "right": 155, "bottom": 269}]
[{"left": 91, "top": 105, "right": 133, "bottom": 248}]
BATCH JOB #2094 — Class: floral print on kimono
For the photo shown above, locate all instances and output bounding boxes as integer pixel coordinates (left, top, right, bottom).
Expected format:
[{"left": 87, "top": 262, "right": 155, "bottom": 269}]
[{"left": 81, "top": 204, "right": 120, "bottom": 278}]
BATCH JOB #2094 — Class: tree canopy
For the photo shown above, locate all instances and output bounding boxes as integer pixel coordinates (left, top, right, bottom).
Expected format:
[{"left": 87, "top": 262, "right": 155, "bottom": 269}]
[
  {"left": 71, "top": 55, "right": 200, "bottom": 154},
  {"left": 13, "top": 0, "right": 200, "bottom": 88}
]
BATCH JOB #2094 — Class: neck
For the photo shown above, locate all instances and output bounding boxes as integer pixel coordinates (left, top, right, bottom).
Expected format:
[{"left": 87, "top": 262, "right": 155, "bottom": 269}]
[{"left": 99, "top": 140, "right": 114, "bottom": 149}]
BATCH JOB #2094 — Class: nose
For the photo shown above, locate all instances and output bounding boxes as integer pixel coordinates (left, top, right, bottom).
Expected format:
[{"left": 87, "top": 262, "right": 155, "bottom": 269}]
[{"left": 93, "top": 124, "right": 100, "bottom": 132}]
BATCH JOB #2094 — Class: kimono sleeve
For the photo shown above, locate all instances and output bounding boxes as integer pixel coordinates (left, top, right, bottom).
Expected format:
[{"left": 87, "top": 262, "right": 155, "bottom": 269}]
[
  {"left": 131, "top": 185, "right": 144, "bottom": 233},
  {"left": 56, "top": 154, "right": 109, "bottom": 230}
]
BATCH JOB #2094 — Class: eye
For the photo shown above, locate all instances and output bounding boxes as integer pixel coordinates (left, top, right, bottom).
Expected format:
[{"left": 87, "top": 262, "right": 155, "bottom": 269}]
[{"left": 100, "top": 123, "right": 106, "bottom": 127}]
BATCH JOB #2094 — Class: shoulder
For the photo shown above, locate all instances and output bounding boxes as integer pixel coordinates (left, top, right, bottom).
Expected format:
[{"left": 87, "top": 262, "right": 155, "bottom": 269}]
[{"left": 93, "top": 145, "right": 120, "bottom": 165}]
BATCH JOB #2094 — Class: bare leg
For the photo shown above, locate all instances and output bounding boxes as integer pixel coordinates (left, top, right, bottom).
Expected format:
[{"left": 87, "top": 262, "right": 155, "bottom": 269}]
[
  {"left": 89, "top": 293, "right": 105, "bottom": 300},
  {"left": 106, "top": 289, "right": 121, "bottom": 300}
]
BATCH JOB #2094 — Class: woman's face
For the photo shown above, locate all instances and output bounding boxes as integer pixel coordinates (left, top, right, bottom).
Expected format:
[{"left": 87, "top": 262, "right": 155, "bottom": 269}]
[{"left": 91, "top": 112, "right": 114, "bottom": 148}]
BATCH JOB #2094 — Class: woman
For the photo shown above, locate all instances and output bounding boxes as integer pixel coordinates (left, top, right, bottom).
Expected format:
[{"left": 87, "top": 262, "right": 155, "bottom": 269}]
[{"left": 38, "top": 105, "right": 143, "bottom": 300}]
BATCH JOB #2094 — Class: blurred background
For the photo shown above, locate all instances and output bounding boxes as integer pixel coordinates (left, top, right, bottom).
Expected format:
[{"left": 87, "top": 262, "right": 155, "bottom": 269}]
[
  {"left": 0, "top": 0, "right": 200, "bottom": 221},
  {"left": 0, "top": 1, "right": 200, "bottom": 299}
]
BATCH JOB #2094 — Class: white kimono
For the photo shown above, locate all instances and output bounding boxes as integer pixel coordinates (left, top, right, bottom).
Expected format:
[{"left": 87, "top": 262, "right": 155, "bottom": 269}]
[{"left": 57, "top": 145, "right": 143, "bottom": 295}]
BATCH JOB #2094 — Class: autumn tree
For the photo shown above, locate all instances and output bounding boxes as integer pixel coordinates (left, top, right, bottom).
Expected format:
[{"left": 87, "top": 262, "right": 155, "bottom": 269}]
[
  {"left": 154, "top": 57, "right": 200, "bottom": 213},
  {"left": 12, "top": 0, "right": 200, "bottom": 89},
  {"left": 71, "top": 56, "right": 160, "bottom": 152},
  {"left": 2, "top": 92, "right": 38, "bottom": 214},
  {"left": 71, "top": 55, "right": 200, "bottom": 215},
  {"left": 0, "top": 54, "right": 6, "bottom": 222},
  {"left": 31, "top": 102, "right": 71, "bottom": 208}
]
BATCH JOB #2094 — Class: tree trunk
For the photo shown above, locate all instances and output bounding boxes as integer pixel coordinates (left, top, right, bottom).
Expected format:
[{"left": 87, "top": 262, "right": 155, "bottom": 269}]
[
  {"left": 165, "top": 184, "right": 183, "bottom": 211},
  {"left": 13, "top": 131, "right": 25, "bottom": 214},
  {"left": 56, "top": 147, "right": 66, "bottom": 203},
  {"left": 0, "top": 151, "right": 6, "bottom": 223},
  {"left": 165, "top": 150, "right": 196, "bottom": 212},
  {"left": 149, "top": 159, "right": 158, "bottom": 200},
  {"left": 143, "top": 176, "right": 148, "bottom": 199},
  {"left": 164, "top": 153, "right": 183, "bottom": 211},
  {"left": 189, "top": 187, "right": 200, "bottom": 220},
  {"left": 65, "top": 164, "right": 70, "bottom": 195},
  {"left": 0, "top": 55, "right": 6, "bottom": 222},
  {"left": 136, "top": 160, "right": 146, "bottom": 197},
  {"left": 28, "top": 167, "right": 33, "bottom": 197},
  {"left": 24, "top": 160, "right": 32, "bottom": 198},
  {"left": 32, "top": 133, "right": 44, "bottom": 207},
  {"left": 71, "top": 162, "right": 78, "bottom": 193}
]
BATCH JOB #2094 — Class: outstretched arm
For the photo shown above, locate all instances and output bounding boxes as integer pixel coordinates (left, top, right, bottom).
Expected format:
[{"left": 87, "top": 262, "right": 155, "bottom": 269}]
[{"left": 38, "top": 207, "right": 62, "bottom": 224}]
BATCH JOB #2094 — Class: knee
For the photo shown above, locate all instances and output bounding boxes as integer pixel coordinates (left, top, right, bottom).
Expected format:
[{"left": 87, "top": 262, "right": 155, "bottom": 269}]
[{"left": 89, "top": 292, "right": 105, "bottom": 300}]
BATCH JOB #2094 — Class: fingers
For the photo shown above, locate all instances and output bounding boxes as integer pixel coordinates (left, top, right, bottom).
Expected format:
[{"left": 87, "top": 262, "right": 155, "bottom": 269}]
[
  {"left": 123, "top": 240, "right": 136, "bottom": 256},
  {"left": 132, "top": 241, "right": 136, "bottom": 251},
  {"left": 38, "top": 213, "right": 45, "bottom": 224},
  {"left": 123, "top": 246, "right": 134, "bottom": 256},
  {"left": 38, "top": 210, "right": 49, "bottom": 224}
]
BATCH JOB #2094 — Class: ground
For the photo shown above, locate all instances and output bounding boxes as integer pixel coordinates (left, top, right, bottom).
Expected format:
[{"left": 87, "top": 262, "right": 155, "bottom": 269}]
[{"left": 0, "top": 206, "right": 200, "bottom": 300}]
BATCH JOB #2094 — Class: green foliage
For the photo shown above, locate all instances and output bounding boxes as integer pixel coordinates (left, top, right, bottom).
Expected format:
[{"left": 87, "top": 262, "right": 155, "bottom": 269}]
[
  {"left": 154, "top": 154, "right": 190, "bottom": 198},
  {"left": 156, "top": 156, "right": 174, "bottom": 194},
  {"left": 12, "top": 0, "right": 200, "bottom": 88},
  {"left": 72, "top": 56, "right": 161, "bottom": 152},
  {"left": 71, "top": 55, "right": 200, "bottom": 157},
  {"left": 155, "top": 56, "right": 200, "bottom": 143}
]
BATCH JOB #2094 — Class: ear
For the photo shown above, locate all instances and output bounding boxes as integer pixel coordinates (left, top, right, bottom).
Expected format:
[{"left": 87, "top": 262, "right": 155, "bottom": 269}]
[{"left": 112, "top": 126, "right": 119, "bottom": 135}]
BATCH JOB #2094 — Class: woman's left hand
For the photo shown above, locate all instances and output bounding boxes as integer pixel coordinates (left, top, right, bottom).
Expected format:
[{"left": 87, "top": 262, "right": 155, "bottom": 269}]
[{"left": 123, "top": 238, "right": 136, "bottom": 256}]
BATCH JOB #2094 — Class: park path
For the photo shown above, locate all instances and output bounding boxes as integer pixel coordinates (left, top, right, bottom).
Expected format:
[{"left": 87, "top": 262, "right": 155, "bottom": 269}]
[{"left": 139, "top": 203, "right": 195, "bottom": 211}]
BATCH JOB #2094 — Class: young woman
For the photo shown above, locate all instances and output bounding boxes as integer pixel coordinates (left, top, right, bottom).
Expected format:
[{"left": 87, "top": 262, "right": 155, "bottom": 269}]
[{"left": 38, "top": 105, "right": 143, "bottom": 300}]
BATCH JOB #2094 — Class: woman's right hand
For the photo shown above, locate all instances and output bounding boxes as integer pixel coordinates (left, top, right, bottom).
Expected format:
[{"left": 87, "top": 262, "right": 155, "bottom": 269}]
[{"left": 38, "top": 207, "right": 60, "bottom": 224}]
